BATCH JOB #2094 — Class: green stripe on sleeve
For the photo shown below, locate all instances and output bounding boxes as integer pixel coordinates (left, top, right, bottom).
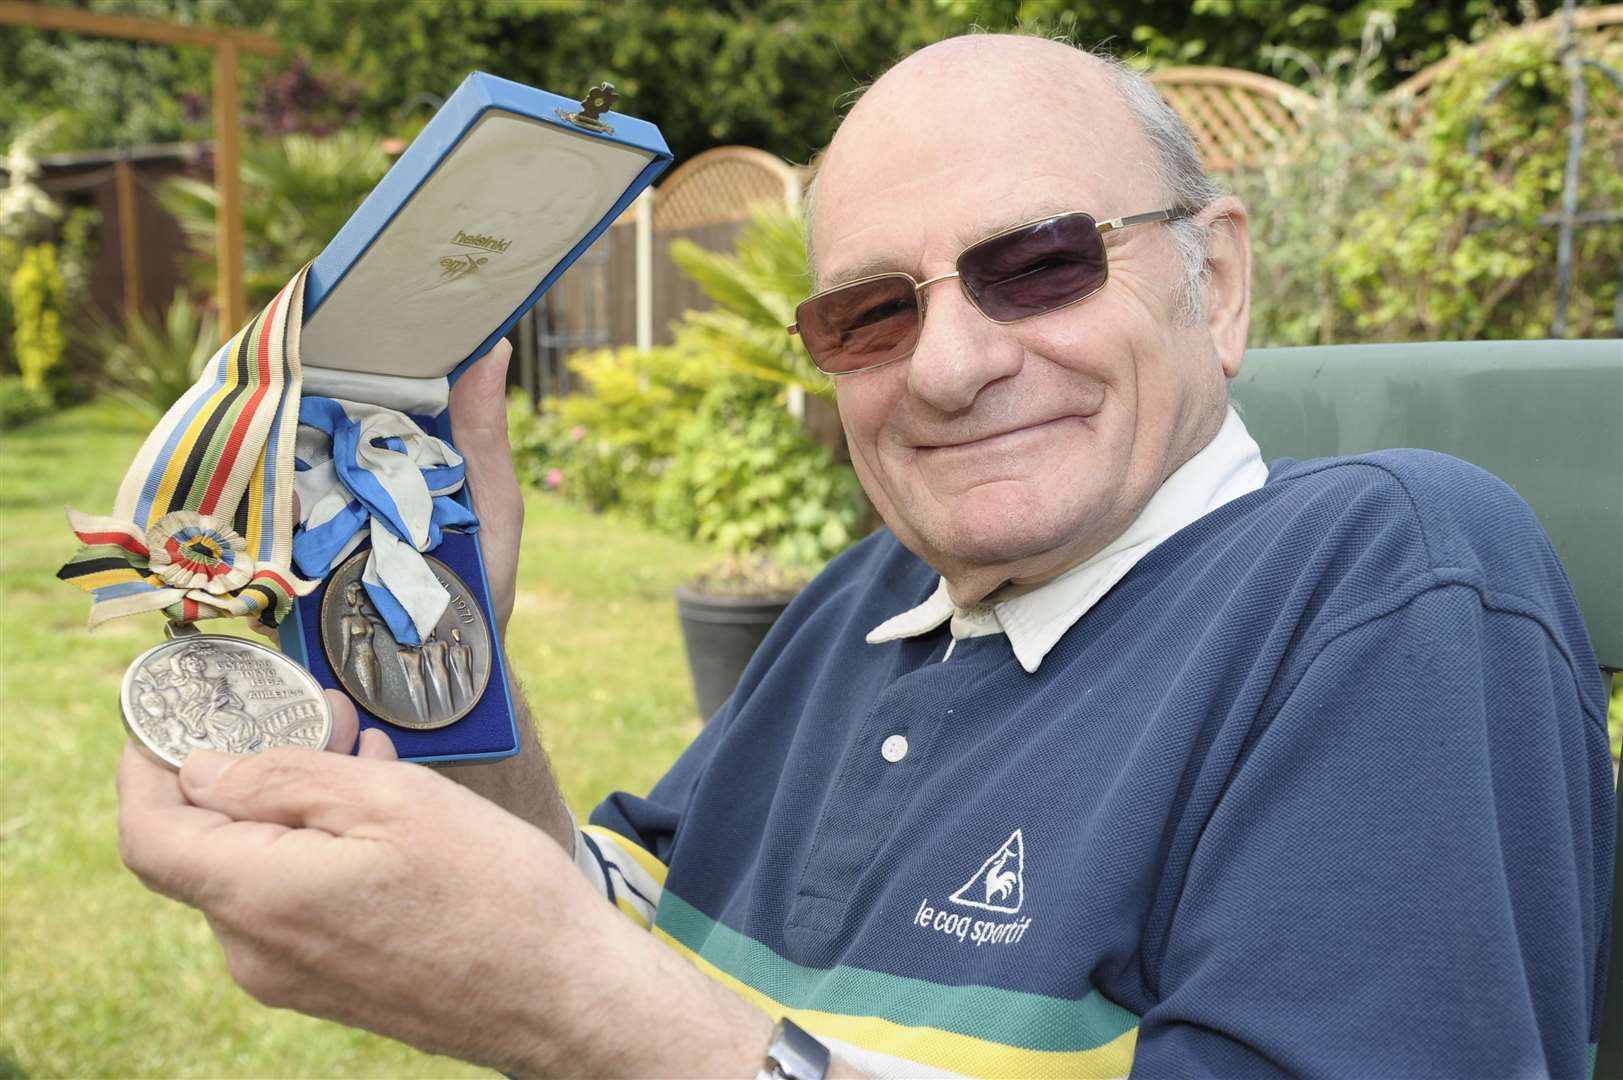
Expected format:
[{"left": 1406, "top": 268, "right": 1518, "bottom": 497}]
[{"left": 656, "top": 892, "right": 1139, "bottom": 1053}]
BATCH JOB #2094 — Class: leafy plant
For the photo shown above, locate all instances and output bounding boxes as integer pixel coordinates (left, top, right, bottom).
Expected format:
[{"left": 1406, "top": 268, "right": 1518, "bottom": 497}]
[
  {"left": 1333, "top": 29, "right": 1623, "bottom": 340},
  {"left": 522, "top": 208, "right": 863, "bottom": 576},
  {"left": 656, "top": 376, "right": 861, "bottom": 568},
  {"left": 517, "top": 336, "right": 724, "bottom": 518},
  {"left": 1231, "top": 14, "right": 1417, "bottom": 346},
  {"left": 667, "top": 211, "right": 824, "bottom": 395},
  {"left": 158, "top": 132, "right": 391, "bottom": 308},
  {"left": 88, "top": 296, "right": 220, "bottom": 417},
  {"left": 683, "top": 554, "right": 816, "bottom": 598},
  {"left": 10, "top": 243, "right": 65, "bottom": 397}
]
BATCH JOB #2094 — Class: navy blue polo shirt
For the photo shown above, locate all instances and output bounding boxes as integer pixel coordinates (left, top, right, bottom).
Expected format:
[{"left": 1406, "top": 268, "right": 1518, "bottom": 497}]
[{"left": 584, "top": 450, "right": 1613, "bottom": 1078}]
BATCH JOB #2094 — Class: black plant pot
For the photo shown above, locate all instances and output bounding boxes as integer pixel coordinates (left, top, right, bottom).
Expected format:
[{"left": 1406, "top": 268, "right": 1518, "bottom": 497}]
[{"left": 674, "top": 586, "right": 796, "bottom": 722}]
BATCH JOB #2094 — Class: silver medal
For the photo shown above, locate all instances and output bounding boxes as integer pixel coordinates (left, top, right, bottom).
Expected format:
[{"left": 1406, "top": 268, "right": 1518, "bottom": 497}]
[
  {"left": 318, "top": 551, "right": 492, "bottom": 730},
  {"left": 121, "top": 625, "right": 333, "bottom": 769}
]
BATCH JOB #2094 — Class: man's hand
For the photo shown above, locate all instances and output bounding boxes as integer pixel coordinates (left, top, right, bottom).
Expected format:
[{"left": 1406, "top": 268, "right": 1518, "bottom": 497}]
[
  {"left": 115, "top": 708, "right": 780, "bottom": 1077},
  {"left": 118, "top": 705, "right": 579, "bottom": 1073},
  {"left": 450, "top": 338, "right": 523, "bottom": 635}
]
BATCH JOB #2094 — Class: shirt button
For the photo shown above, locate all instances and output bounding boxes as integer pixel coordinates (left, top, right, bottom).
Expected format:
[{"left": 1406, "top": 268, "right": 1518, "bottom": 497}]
[{"left": 881, "top": 734, "right": 909, "bottom": 763}]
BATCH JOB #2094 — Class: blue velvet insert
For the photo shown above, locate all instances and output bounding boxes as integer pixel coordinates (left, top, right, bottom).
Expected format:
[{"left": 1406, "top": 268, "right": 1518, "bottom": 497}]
[{"left": 279, "top": 411, "right": 517, "bottom": 764}]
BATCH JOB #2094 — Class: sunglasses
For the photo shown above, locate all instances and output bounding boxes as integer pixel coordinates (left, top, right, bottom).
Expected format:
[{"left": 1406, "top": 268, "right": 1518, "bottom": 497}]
[{"left": 789, "top": 207, "right": 1191, "bottom": 375}]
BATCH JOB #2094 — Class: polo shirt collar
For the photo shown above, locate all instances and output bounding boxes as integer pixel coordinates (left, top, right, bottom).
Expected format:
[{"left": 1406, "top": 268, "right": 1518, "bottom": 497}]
[{"left": 865, "top": 406, "right": 1268, "bottom": 673}]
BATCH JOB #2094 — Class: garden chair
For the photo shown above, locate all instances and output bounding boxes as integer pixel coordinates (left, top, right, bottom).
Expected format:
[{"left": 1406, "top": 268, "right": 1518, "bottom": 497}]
[{"left": 1230, "top": 338, "right": 1623, "bottom": 1076}]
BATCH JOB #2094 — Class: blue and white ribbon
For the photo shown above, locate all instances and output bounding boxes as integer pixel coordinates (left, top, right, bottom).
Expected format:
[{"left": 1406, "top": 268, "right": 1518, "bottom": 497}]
[{"left": 292, "top": 397, "right": 477, "bottom": 645}]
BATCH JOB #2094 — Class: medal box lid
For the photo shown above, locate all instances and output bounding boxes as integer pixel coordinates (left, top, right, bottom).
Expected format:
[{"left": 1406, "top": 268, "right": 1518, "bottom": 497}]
[{"left": 299, "top": 71, "right": 671, "bottom": 385}]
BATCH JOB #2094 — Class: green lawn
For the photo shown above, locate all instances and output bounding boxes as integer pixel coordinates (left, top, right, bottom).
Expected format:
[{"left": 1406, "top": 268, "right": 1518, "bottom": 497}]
[{"left": 0, "top": 400, "right": 713, "bottom": 1079}]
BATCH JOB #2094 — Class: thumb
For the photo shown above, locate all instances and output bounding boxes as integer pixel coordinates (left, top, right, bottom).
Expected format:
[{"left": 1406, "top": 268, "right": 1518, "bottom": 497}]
[{"left": 179, "top": 746, "right": 424, "bottom": 835}]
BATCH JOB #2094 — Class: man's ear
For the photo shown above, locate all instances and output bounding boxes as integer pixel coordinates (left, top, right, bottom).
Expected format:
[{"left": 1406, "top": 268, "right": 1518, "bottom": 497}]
[{"left": 1200, "top": 197, "right": 1251, "bottom": 379}]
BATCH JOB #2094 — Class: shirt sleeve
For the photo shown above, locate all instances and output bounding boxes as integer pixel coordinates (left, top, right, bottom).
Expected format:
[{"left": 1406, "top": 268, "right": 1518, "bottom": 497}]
[
  {"left": 1129, "top": 581, "right": 1613, "bottom": 1079},
  {"left": 577, "top": 696, "right": 741, "bottom": 930}
]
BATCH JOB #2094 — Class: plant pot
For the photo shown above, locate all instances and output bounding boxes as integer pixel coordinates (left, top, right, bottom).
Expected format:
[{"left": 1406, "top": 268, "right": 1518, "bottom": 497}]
[{"left": 674, "top": 586, "right": 797, "bottom": 722}]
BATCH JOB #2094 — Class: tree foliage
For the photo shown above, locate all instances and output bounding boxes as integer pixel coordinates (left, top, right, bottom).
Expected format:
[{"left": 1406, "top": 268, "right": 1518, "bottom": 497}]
[{"left": 3, "top": 0, "right": 1550, "bottom": 166}]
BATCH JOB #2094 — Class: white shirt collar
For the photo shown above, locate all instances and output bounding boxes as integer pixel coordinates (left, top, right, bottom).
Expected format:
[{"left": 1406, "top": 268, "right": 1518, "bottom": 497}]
[{"left": 865, "top": 406, "right": 1269, "bottom": 673}]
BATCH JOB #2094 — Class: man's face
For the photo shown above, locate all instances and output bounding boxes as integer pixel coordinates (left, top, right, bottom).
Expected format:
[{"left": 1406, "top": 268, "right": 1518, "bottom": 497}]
[{"left": 811, "top": 44, "right": 1242, "bottom": 598}]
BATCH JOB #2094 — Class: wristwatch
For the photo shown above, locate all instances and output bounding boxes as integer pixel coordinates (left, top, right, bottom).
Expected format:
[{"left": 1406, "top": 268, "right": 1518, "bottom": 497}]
[{"left": 757, "top": 1017, "right": 831, "bottom": 1080}]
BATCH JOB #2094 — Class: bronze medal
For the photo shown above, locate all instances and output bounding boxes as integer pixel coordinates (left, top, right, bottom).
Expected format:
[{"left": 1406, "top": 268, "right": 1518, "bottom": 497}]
[{"left": 318, "top": 552, "right": 492, "bottom": 730}]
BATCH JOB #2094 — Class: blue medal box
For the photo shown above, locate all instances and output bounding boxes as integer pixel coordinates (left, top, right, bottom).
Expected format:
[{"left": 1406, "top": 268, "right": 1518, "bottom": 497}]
[{"left": 277, "top": 73, "right": 671, "bottom": 763}]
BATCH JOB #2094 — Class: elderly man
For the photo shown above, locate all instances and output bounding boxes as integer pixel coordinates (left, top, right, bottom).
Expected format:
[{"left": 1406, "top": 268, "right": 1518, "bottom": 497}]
[{"left": 118, "top": 34, "right": 1612, "bottom": 1079}]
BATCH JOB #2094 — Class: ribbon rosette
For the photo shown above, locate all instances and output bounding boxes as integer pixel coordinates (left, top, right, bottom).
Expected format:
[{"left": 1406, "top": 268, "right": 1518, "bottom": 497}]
[
  {"left": 60, "top": 508, "right": 308, "bottom": 629},
  {"left": 145, "top": 511, "right": 255, "bottom": 594}
]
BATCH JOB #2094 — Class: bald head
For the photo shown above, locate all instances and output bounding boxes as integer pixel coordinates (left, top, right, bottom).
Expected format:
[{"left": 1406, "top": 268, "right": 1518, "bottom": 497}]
[
  {"left": 825, "top": 36, "right": 1155, "bottom": 205},
  {"left": 807, "top": 34, "right": 1220, "bottom": 317}
]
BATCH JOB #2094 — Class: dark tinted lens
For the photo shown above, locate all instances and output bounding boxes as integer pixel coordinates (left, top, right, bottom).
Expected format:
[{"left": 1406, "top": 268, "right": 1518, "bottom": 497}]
[
  {"left": 958, "top": 213, "right": 1108, "bottom": 321},
  {"left": 794, "top": 275, "right": 921, "bottom": 374}
]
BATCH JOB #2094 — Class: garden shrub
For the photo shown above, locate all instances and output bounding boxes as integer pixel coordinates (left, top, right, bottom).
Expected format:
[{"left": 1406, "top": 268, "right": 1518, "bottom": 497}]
[
  {"left": 1231, "top": 17, "right": 1415, "bottom": 347},
  {"left": 10, "top": 242, "right": 65, "bottom": 397},
  {"left": 521, "top": 337, "right": 723, "bottom": 517},
  {"left": 655, "top": 376, "right": 861, "bottom": 567},
  {"left": 1233, "top": 18, "right": 1621, "bottom": 345},
  {"left": 0, "top": 375, "right": 52, "bottom": 430},
  {"left": 522, "top": 207, "right": 862, "bottom": 570}
]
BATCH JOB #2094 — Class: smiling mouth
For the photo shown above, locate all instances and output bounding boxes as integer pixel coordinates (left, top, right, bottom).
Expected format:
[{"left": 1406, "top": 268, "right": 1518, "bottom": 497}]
[{"left": 918, "top": 416, "right": 1080, "bottom": 452}]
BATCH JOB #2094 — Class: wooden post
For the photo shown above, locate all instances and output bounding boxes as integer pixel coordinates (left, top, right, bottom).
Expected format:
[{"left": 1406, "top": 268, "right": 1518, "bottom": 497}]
[
  {"left": 213, "top": 39, "right": 245, "bottom": 333},
  {"left": 0, "top": 4, "right": 279, "bottom": 339},
  {"left": 114, "top": 157, "right": 143, "bottom": 322},
  {"left": 635, "top": 187, "right": 654, "bottom": 353},
  {"left": 783, "top": 167, "right": 805, "bottom": 421}
]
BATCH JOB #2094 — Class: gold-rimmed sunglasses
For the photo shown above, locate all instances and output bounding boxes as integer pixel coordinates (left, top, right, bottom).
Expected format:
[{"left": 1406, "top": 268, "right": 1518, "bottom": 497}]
[{"left": 788, "top": 208, "right": 1190, "bottom": 375}]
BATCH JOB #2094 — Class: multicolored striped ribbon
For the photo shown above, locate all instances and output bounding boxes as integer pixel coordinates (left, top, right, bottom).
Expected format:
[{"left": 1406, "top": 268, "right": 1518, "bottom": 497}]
[{"left": 58, "top": 267, "right": 317, "bottom": 630}]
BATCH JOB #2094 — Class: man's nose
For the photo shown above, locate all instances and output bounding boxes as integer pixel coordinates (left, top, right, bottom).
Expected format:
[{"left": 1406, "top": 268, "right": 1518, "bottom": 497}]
[{"left": 906, "top": 279, "right": 1024, "bottom": 412}]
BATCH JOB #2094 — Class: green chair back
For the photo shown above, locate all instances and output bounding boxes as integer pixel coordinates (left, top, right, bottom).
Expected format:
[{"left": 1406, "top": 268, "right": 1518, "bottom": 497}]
[{"left": 1232, "top": 339, "right": 1621, "bottom": 671}]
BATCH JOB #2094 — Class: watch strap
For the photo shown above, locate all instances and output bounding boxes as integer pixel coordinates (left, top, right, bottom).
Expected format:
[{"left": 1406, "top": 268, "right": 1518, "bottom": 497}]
[{"left": 761, "top": 1017, "right": 831, "bottom": 1080}]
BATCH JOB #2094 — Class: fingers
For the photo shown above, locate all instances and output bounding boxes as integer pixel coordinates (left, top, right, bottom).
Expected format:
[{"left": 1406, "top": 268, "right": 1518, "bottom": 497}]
[
  {"left": 117, "top": 741, "right": 258, "bottom": 903},
  {"left": 324, "top": 689, "right": 359, "bottom": 755},
  {"left": 118, "top": 738, "right": 197, "bottom": 814},
  {"left": 324, "top": 687, "right": 397, "bottom": 760},
  {"left": 358, "top": 727, "right": 398, "bottom": 760},
  {"left": 178, "top": 744, "right": 429, "bottom": 836}
]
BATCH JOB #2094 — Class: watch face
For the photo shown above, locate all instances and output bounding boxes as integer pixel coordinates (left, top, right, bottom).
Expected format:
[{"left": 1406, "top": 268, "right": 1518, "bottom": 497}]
[{"left": 767, "top": 1018, "right": 831, "bottom": 1080}]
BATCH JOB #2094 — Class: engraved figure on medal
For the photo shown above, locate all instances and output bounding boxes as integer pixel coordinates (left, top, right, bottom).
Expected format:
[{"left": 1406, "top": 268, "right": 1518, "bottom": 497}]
[
  {"left": 337, "top": 582, "right": 384, "bottom": 701},
  {"left": 121, "top": 631, "right": 332, "bottom": 769},
  {"left": 319, "top": 551, "right": 492, "bottom": 731}
]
